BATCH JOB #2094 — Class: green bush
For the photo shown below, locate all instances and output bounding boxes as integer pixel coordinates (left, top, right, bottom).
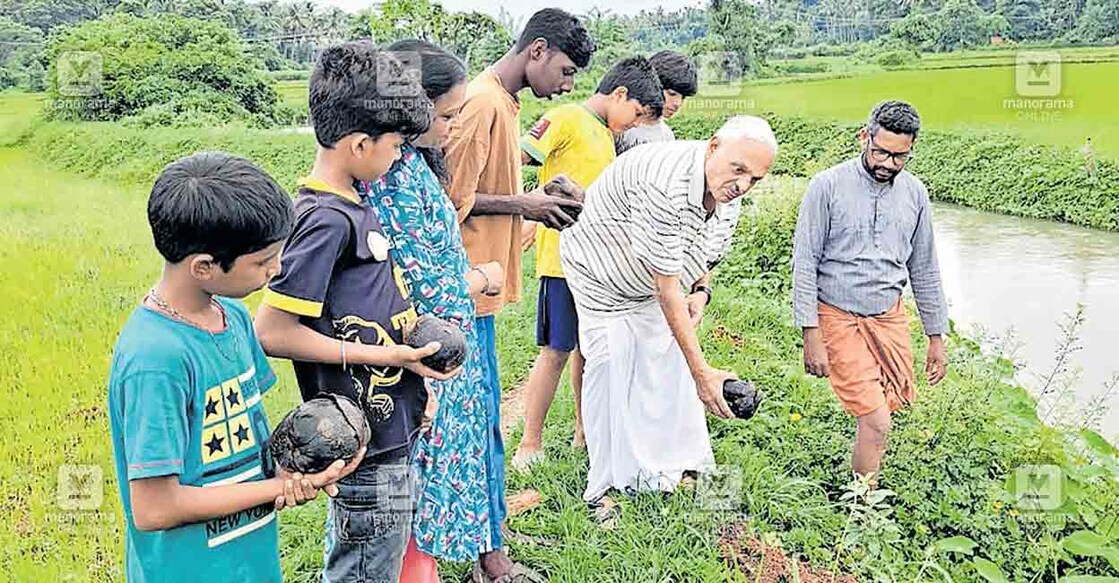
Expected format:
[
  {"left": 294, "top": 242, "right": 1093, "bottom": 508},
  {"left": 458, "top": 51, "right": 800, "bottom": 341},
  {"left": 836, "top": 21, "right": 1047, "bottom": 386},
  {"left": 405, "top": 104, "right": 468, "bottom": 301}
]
[
  {"left": 269, "top": 69, "right": 312, "bottom": 82},
  {"left": 20, "top": 121, "right": 315, "bottom": 189},
  {"left": 670, "top": 111, "right": 1119, "bottom": 231},
  {"left": 875, "top": 48, "right": 919, "bottom": 68},
  {"left": 44, "top": 13, "right": 287, "bottom": 127},
  {"left": 768, "top": 61, "right": 831, "bottom": 76},
  {"left": 0, "top": 16, "right": 46, "bottom": 92}
]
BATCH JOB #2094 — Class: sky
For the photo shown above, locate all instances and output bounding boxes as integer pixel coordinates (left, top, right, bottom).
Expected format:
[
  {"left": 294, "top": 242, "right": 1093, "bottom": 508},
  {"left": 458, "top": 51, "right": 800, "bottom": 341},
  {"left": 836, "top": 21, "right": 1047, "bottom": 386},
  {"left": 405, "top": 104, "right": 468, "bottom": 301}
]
[{"left": 314, "top": 0, "right": 705, "bottom": 25}]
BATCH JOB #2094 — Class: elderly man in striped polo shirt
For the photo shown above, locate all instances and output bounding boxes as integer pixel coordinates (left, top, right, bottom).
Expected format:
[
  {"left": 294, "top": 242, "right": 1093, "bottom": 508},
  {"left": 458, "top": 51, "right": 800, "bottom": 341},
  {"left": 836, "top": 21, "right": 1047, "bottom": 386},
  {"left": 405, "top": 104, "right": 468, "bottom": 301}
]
[{"left": 559, "top": 115, "right": 777, "bottom": 508}]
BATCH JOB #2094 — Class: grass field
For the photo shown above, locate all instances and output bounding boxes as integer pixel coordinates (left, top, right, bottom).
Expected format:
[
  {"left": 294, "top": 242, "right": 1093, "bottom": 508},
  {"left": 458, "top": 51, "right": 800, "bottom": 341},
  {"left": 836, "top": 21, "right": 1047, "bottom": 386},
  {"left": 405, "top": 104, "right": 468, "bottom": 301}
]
[
  {"left": 769, "top": 45, "right": 1119, "bottom": 79},
  {"left": 0, "top": 92, "right": 45, "bottom": 145},
  {"left": 700, "top": 61, "right": 1119, "bottom": 158},
  {"left": 275, "top": 52, "right": 1119, "bottom": 158}
]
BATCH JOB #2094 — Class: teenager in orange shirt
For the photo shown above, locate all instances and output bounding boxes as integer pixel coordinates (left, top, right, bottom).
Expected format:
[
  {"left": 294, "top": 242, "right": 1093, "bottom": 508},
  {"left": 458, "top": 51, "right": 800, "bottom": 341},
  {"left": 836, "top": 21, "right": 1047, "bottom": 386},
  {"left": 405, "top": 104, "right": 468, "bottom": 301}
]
[{"left": 442, "top": 8, "right": 595, "bottom": 582}]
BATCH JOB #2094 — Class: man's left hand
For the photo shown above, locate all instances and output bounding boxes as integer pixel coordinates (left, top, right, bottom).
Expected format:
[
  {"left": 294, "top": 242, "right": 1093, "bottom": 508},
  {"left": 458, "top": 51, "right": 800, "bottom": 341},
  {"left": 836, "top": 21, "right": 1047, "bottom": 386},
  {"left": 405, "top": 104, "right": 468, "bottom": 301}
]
[
  {"left": 926, "top": 335, "right": 948, "bottom": 386},
  {"left": 685, "top": 292, "right": 707, "bottom": 329}
]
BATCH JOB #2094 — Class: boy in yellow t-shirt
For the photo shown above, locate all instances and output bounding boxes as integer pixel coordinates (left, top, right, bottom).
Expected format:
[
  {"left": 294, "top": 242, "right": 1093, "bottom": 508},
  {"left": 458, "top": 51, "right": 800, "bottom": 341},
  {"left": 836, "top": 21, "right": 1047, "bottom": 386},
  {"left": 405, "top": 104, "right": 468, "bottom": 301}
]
[{"left": 513, "top": 56, "right": 664, "bottom": 470}]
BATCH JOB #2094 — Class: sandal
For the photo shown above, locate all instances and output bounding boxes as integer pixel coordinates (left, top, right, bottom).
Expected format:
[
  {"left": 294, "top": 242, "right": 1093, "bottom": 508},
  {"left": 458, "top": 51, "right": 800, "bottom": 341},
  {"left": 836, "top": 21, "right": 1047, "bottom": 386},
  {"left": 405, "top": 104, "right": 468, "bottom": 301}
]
[
  {"left": 588, "top": 494, "right": 620, "bottom": 530},
  {"left": 471, "top": 562, "right": 547, "bottom": 583}
]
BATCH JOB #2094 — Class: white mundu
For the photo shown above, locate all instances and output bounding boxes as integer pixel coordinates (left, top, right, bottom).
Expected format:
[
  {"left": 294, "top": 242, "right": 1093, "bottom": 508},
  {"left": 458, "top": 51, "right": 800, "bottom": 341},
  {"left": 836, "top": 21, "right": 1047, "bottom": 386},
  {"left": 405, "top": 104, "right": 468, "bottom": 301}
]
[{"left": 577, "top": 300, "right": 715, "bottom": 501}]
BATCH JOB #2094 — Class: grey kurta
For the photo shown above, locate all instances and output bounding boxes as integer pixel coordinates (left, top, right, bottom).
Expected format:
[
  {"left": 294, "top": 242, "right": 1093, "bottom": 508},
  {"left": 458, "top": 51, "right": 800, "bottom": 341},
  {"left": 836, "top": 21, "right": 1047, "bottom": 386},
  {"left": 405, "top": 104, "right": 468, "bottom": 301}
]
[{"left": 792, "top": 157, "right": 949, "bottom": 335}]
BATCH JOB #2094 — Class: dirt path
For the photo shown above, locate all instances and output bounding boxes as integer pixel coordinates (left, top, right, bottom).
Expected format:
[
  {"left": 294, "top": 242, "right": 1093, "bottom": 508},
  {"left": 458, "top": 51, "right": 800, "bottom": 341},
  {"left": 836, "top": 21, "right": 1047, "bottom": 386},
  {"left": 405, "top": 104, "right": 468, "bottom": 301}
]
[{"left": 499, "top": 383, "right": 527, "bottom": 440}]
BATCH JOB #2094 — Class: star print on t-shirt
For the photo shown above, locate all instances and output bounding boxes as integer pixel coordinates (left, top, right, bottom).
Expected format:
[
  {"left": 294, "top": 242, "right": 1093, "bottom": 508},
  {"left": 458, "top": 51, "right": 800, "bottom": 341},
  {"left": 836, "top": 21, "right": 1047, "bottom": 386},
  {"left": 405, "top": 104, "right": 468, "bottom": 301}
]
[
  {"left": 233, "top": 423, "right": 250, "bottom": 445},
  {"left": 205, "top": 433, "right": 225, "bottom": 456}
]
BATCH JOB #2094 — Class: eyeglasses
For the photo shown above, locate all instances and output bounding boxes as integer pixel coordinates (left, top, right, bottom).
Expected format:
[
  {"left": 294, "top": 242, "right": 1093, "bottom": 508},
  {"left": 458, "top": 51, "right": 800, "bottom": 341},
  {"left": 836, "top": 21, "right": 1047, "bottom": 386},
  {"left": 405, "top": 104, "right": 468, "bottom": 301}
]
[{"left": 867, "top": 138, "right": 914, "bottom": 164}]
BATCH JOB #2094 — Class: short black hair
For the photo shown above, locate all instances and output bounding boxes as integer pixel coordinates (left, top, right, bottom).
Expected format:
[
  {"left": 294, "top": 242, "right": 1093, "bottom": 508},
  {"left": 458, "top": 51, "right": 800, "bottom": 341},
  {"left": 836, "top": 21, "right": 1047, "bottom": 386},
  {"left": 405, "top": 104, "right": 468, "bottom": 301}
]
[
  {"left": 597, "top": 56, "right": 664, "bottom": 118},
  {"left": 515, "top": 8, "right": 595, "bottom": 69},
  {"left": 386, "top": 39, "right": 467, "bottom": 102},
  {"left": 868, "top": 100, "right": 921, "bottom": 138},
  {"left": 148, "top": 152, "right": 294, "bottom": 270},
  {"left": 649, "top": 50, "right": 698, "bottom": 97},
  {"left": 309, "top": 41, "right": 433, "bottom": 148}
]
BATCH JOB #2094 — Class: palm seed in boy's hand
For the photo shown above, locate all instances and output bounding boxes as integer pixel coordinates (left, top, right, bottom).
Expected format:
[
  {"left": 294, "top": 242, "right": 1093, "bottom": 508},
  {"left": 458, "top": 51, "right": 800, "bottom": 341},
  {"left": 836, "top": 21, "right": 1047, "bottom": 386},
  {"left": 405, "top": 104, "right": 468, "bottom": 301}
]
[
  {"left": 404, "top": 315, "right": 467, "bottom": 373},
  {"left": 270, "top": 395, "right": 371, "bottom": 474}
]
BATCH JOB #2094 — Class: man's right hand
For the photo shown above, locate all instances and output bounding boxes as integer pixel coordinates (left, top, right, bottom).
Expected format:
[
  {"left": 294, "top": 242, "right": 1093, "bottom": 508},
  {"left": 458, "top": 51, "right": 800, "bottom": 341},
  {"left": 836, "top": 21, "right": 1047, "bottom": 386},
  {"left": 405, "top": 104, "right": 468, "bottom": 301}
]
[
  {"left": 694, "top": 366, "right": 736, "bottom": 419},
  {"left": 520, "top": 190, "right": 583, "bottom": 230},
  {"left": 803, "top": 328, "right": 830, "bottom": 378}
]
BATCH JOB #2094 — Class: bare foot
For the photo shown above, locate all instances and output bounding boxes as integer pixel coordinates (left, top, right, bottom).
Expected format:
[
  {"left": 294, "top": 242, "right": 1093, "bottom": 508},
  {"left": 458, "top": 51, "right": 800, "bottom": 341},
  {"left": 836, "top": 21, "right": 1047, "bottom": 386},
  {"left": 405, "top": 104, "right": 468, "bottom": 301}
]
[
  {"left": 571, "top": 430, "right": 585, "bottom": 450},
  {"left": 511, "top": 446, "right": 545, "bottom": 473},
  {"left": 506, "top": 489, "right": 542, "bottom": 517}
]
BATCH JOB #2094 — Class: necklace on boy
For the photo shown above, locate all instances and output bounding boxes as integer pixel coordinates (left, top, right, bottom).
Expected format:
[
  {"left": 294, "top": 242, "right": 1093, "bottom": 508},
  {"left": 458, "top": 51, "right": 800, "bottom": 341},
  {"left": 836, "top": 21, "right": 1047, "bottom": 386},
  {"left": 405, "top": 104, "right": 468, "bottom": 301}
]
[
  {"left": 146, "top": 289, "right": 238, "bottom": 362},
  {"left": 146, "top": 289, "right": 225, "bottom": 331}
]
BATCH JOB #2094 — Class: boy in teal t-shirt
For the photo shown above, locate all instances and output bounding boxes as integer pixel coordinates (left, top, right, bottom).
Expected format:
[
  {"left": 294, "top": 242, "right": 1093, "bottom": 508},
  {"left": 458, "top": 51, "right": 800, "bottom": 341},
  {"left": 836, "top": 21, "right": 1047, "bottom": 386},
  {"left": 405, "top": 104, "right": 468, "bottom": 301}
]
[{"left": 108, "top": 152, "right": 362, "bottom": 582}]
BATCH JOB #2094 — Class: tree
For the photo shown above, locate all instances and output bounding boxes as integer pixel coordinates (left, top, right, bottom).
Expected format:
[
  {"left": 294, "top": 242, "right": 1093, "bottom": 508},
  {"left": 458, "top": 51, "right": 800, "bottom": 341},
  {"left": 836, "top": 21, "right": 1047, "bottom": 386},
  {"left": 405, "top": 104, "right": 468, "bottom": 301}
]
[
  {"left": 935, "top": 0, "right": 1007, "bottom": 50},
  {"left": 350, "top": 0, "right": 510, "bottom": 70},
  {"left": 45, "top": 13, "right": 287, "bottom": 126},
  {"left": 998, "top": 0, "right": 1049, "bottom": 40},
  {"left": 440, "top": 11, "right": 512, "bottom": 69},
  {"left": 581, "top": 9, "right": 629, "bottom": 70},
  {"left": 889, "top": 11, "right": 941, "bottom": 48},
  {"left": 1070, "top": 0, "right": 1119, "bottom": 41},
  {"left": 0, "top": 16, "right": 46, "bottom": 90},
  {"left": 889, "top": 0, "right": 1007, "bottom": 50},
  {"left": 0, "top": 0, "right": 121, "bottom": 31},
  {"left": 707, "top": 0, "right": 773, "bottom": 75}
]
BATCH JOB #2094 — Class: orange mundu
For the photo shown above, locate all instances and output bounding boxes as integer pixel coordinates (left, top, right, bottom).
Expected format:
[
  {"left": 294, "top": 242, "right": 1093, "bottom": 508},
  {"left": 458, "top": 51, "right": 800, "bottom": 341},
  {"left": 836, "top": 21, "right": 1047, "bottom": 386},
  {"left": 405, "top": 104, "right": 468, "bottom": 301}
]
[{"left": 818, "top": 299, "right": 916, "bottom": 417}]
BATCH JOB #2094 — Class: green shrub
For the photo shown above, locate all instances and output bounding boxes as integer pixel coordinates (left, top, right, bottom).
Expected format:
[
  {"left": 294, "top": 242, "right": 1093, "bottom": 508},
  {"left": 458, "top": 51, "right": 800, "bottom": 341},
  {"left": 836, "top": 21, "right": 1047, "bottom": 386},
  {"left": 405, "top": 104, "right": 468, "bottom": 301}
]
[
  {"left": 0, "top": 67, "right": 15, "bottom": 91},
  {"left": 20, "top": 121, "right": 315, "bottom": 189},
  {"left": 269, "top": 69, "right": 312, "bottom": 82},
  {"left": 768, "top": 61, "right": 831, "bottom": 75},
  {"left": 875, "top": 48, "right": 919, "bottom": 68},
  {"left": 0, "top": 16, "right": 46, "bottom": 92},
  {"left": 44, "top": 13, "right": 287, "bottom": 127}
]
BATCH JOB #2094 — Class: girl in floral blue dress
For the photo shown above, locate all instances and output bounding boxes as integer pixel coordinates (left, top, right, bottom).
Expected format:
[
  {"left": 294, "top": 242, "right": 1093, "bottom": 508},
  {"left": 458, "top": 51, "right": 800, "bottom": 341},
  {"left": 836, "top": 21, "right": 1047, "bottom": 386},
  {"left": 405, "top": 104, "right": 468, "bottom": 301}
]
[{"left": 366, "top": 41, "right": 535, "bottom": 583}]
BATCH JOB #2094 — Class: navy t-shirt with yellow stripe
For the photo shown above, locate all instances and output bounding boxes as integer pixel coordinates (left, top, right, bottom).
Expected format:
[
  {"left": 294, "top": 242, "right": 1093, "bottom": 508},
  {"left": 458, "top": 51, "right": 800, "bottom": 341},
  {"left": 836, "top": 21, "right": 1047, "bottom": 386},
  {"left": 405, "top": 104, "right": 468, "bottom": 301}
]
[{"left": 263, "top": 178, "right": 425, "bottom": 459}]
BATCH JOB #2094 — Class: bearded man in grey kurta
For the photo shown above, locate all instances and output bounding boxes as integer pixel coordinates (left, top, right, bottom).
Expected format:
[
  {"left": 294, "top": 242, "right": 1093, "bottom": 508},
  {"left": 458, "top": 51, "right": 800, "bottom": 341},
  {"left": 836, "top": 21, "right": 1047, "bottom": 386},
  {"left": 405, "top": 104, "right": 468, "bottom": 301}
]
[{"left": 792, "top": 100, "right": 950, "bottom": 483}]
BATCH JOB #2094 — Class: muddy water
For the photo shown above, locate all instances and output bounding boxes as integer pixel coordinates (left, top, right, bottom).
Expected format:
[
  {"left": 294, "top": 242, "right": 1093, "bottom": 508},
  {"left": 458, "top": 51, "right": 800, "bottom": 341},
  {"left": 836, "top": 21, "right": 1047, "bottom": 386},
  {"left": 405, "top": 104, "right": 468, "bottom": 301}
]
[{"left": 934, "top": 203, "right": 1118, "bottom": 442}]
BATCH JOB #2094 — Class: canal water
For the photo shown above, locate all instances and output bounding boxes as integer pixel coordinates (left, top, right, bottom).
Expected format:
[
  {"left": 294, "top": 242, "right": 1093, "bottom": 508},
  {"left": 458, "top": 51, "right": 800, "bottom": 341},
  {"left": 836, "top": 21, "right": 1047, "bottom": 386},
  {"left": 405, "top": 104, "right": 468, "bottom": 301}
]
[{"left": 934, "top": 203, "right": 1118, "bottom": 443}]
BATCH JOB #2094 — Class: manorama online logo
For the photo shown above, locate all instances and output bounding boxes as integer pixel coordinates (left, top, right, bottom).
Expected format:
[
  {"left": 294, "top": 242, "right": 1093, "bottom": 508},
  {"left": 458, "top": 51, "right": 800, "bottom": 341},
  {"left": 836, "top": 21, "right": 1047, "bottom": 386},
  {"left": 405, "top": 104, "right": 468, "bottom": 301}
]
[{"left": 1004, "top": 51, "right": 1074, "bottom": 114}]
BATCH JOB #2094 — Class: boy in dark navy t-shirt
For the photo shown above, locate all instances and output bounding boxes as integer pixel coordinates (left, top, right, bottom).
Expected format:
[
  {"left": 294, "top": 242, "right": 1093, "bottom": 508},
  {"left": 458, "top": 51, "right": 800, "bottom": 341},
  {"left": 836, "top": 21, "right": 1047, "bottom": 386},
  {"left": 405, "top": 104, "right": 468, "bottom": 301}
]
[
  {"left": 266, "top": 176, "right": 428, "bottom": 457},
  {"left": 254, "top": 43, "right": 459, "bottom": 583}
]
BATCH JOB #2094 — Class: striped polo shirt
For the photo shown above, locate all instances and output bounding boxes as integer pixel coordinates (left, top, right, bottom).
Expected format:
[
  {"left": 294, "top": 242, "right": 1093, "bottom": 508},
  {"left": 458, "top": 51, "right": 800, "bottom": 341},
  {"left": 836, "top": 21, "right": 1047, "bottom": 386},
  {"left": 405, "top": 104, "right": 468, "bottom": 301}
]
[{"left": 559, "top": 140, "right": 741, "bottom": 315}]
